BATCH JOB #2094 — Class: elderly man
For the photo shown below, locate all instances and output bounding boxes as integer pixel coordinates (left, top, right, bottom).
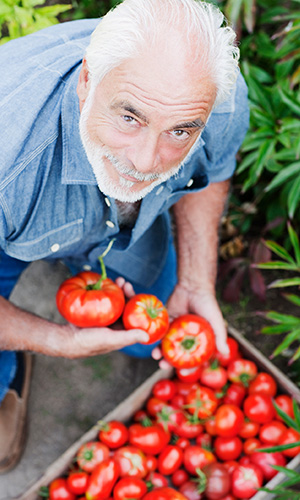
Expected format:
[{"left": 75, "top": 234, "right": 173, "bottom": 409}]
[{"left": 0, "top": 0, "right": 249, "bottom": 471}]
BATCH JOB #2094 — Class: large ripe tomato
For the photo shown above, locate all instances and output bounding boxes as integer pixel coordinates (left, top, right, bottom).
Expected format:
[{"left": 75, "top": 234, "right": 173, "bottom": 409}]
[
  {"left": 85, "top": 458, "right": 119, "bottom": 500},
  {"left": 98, "top": 420, "right": 129, "bottom": 449},
  {"left": 122, "top": 294, "right": 169, "bottom": 344},
  {"left": 161, "top": 314, "right": 216, "bottom": 368},
  {"left": 243, "top": 394, "right": 275, "bottom": 424},
  {"left": 185, "top": 385, "right": 218, "bottom": 419},
  {"left": 56, "top": 271, "right": 125, "bottom": 327},
  {"left": 214, "top": 436, "right": 243, "bottom": 461},
  {"left": 113, "top": 477, "right": 147, "bottom": 500},
  {"left": 183, "top": 445, "right": 216, "bottom": 475},
  {"left": 49, "top": 478, "right": 76, "bottom": 500},
  {"left": 249, "top": 448, "right": 287, "bottom": 480},
  {"left": 227, "top": 359, "right": 257, "bottom": 387},
  {"left": 143, "top": 487, "right": 188, "bottom": 500},
  {"left": 231, "top": 464, "right": 263, "bottom": 499},
  {"left": 76, "top": 441, "right": 110, "bottom": 473},
  {"left": 128, "top": 423, "right": 170, "bottom": 455},
  {"left": 157, "top": 444, "right": 183, "bottom": 475},
  {"left": 248, "top": 372, "right": 277, "bottom": 397},
  {"left": 214, "top": 404, "right": 244, "bottom": 438},
  {"left": 113, "top": 446, "right": 148, "bottom": 478}
]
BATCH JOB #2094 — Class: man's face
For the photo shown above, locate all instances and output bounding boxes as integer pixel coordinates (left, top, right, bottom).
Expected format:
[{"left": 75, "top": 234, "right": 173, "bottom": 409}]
[{"left": 77, "top": 43, "right": 216, "bottom": 203}]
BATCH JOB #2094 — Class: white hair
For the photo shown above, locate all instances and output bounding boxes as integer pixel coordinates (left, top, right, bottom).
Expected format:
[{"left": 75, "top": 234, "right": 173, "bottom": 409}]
[{"left": 85, "top": 0, "right": 240, "bottom": 107}]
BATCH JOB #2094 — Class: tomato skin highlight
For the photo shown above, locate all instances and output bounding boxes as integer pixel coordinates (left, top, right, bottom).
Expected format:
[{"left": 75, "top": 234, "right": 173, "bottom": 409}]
[
  {"left": 152, "top": 379, "right": 177, "bottom": 401},
  {"left": 214, "top": 436, "right": 243, "bottom": 461},
  {"left": 248, "top": 372, "right": 277, "bottom": 397},
  {"left": 157, "top": 444, "right": 183, "bottom": 475},
  {"left": 122, "top": 294, "right": 169, "bottom": 344},
  {"left": 243, "top": 394, "right": 275, "bottom": 424},
  {"left": 85, "top": 459, "right": 119, "bottom": 500},
  {"left": 112, "top": 477, "right": 147, "bottom": 500},
  {"left": 259, "top": 420, "right": 287, "bottom": 445},
  {"left": 128, "top": 423, "right": 170, "bottom": 455},
  {"left": 214, "top": 404, "right": 244, "bottom": 438},
  {"left": 161, "top": 314, "right": 216, "bottom": 368},
  {"left": 66, "top": 471, "right": 89, "bottom": 496}
]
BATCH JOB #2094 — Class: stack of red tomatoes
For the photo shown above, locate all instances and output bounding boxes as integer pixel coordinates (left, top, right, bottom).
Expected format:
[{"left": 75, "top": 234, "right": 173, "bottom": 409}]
[{"left": 43, "top": 322, "right": 300, "bottom": 500}]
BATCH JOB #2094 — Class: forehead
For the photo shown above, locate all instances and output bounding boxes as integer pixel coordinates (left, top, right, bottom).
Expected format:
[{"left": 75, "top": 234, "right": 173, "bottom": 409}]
[{"left": 93, "top": 41, "right": 216, "bottom": 124}]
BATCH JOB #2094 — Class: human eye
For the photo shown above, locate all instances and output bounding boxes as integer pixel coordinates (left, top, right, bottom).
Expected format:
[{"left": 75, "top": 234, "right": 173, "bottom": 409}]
[
  {"left": 170, "top": 129, "right": 190, "bottom": 140},
  {"left": 122, "top": 115, "right": 137, "bottom": 124}
]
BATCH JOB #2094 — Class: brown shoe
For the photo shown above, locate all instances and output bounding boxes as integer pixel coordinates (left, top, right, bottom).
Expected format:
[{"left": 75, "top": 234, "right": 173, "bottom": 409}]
[{"left": 0, "top": 352, "right": 33, "bottom": 473}]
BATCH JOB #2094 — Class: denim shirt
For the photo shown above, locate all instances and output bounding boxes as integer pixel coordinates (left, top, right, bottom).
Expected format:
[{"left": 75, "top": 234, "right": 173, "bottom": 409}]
[{"left": 0, "top": 19, "right": 249, "bottom": 287}]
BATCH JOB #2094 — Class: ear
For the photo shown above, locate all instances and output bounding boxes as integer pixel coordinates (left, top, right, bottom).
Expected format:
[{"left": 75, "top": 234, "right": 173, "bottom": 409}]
[{"left": 77, "top": 58, "right": 91, "bottom": 111}]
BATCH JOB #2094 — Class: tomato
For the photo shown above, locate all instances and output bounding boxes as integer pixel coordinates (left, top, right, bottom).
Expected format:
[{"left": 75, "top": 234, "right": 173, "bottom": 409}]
[
  {"left": 122, "top": 294, "right": 169, "bottom": 344},
  {"left": 243, "top": 438, "right": 261, "bottom": 455},
  {"left": 183, "top": 445, "right": 216, "bottom": 475},
  {"left": 171, "top": 468, "right": 189, "bottom": 487},
  {"left": 98, "top": 420, "right": 128, "bottom": 449},
  {"left": 161, "top": 314, "right": 216, "bottom": 368},
  {"left": 145, "top": 454, "right": 158, "bottom": 472},
  {"left": 66, "top": 471, "right": 89, "bottom": 496},
  {"left": 227, "top": 359, "right": 257, "bottom": 387},
  {"left": 176, "top": 366, "right": 202, "bottom": 383},
  {"left": 170, "top": 393, "right": 186, "bottom": 409},
  {"left": 195, "top": 432, "right": 212, "bottom": 449},
  {"left": 259, "top": 420, "right": 287, "bottom": 445},
  {"left": 157, "top": 444, "right": 183, "bottom": 475},
  {"left": 155, "top": 404, "right": 183, "bottom": 433},
  {"left": 223, "top": 460, "right": 239, "bottom": 476},
  {"left": 179, "top": 480, "right": 203, "bottom": 499},
  {"left": 152, "top": 379, "right": 177, "bottom": 401},
  {"left": 143, "top": 487, "right": 188, "bottom": 500},
  {"left": 202, "top": 463, "right": 231, "bottom": 500},
  {"left": 214, "top": 404, "right": 244, "bottom": 438},
  {"left": 56, "top": 271, "right": 125, "bottom": 327},
  {"left": 185, "top": 386, "right": 218, "bottom": 419},
  {"left": 145, "top": 471, "right": 169, "bottom": 489},
  {"left": 223, "top": 384, "right": 247, "bottom": 407},
  {"left": 175, "top": 437, "right": 190, "bottom": 449},
  {"left": 113, "top": 446, "right": 148, "bottom": 478},
  {"left": 215, "top": 337, "right": 240, "bottom": 367},
  {"left": 49, "top": 478, "right": 76, "bottom": 500},
  {"left": 146, "top": 397, "right": 166, "bottom": 417},
  {"left": 278, "top": 428, "right": 300, "bottom": 457},
  {"left": 199, "top": 360, "right": 228, "bottom": 390},
  {"left": 238, "top": 419, "right": 260, "bottom": 439},
  {"left": 249, "top": 449, "right": 287, "bottom": 480},
  {"left": 76, "top": 441, "right": 110, "bottom": 473},
  {"left": 274, "top": 394, "right": 295, "bottom": 421},
  {"left": 128, "top": 423, "right": 170, "bottom": 455},
  {"left": 248, "top": 372, "right": 277, "bottom": 397},
  {"left": 214, "top": 436, "right": 243, "bottom": 461},
  {"left": 231, "top": 464, "right": 263, "bottom": 499},
  {"left": 113, "top": 477, "right": 147, "bottom": 500},
  {"left": 243, "top": 394, "right": 275, "bottom": 424},
  {"left": 173, "top": 412, "right": 204, "bottom": 439},
  {"left": 85, "top": 459, "right": 119, "bottom": 500},
  {"left": 205, "top": 416, "right": 218, "bottom": 436},
  {"left": 173, "top": 380, "right": 199, "bottom": 396}
]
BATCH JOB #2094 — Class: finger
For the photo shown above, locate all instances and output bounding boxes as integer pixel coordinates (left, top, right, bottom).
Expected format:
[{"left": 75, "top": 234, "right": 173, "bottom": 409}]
[
  {"left": 123, "top": 281, "right": 135, "bottom": 298},
  {"left": 151, "top": 346, "right": 162, "bottom": 360},
  {"left": 158, "top": 358, "right": 173, "bottom": 370},
  {"left": 115, "top": 277, "right": 125, "bottom": 288},
  {"left": 215, "top": 332, "right": 229, "bottom": 356}
]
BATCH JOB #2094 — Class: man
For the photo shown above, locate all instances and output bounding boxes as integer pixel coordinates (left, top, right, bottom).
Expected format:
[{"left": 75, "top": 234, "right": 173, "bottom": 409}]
[{"left": 0, "top": 0, "right": 249, "bottom": 472}]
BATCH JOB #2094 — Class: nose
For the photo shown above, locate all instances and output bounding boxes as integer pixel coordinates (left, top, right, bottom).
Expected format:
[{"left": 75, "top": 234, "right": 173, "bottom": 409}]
[{"left": 126, "top": 130, "right": 161, "bottom": 174}]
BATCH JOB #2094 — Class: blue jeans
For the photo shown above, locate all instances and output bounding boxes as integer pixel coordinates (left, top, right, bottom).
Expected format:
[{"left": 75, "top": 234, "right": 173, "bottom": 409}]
[{"left": 0, "top": 242, "right": 177, "bottom": 403}]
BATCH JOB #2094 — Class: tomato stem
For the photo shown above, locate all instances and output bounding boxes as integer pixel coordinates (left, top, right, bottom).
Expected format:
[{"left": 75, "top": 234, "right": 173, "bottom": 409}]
[
  {"left": 90, "top": 239, "right": 115, "bottom": 290},
  {"left": 181, "top": 337, "right": 196, "bottom": 351}
]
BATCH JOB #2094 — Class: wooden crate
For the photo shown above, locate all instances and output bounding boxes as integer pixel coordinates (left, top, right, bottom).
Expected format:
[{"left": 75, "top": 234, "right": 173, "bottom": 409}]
[{"left": 20, "top": 325, "right": 300, "bottom": 500}]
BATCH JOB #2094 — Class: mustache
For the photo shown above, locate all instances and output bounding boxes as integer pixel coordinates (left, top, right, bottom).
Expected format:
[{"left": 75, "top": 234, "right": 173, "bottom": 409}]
[{"left": 103, "top": 150, "right": 161, "bottom": 182}]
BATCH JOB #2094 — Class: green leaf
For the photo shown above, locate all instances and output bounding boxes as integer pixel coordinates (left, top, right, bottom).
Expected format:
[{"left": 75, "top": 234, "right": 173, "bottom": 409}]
[
  {"left": 287, "top": 175, "right": 300, "bottom": 219},
  {"left": 293, "top": 400, "right": 300, "bottom": 428},
  {"left": 269, "top": 277, "right": 300, "bottom": 288},
  {"left": 243, "top": 0, "right": 255, "bottom": 33},
  {"left": 257, "top": 441, "right": 300, "bottom": 453},
  {"left": 261, "top": 323, "right": 299, "bottom": 334},
  {"left": 264, "top": 310, "right": 300, "bottom": 324},
  {"left": 272, "top": 327, "right": 300, "bottom": 356},
  {"left": 265, "top": 162, "right": 300, "bottom": 193},
  {"left": 248, "top": 77, "right": 274, "bottom": 115},
  {"left": 224, "top": 0, "right": 244, "bottom": 29},
  {"left": 35, "top": 4, "right": 71, "bottom": 16},
  {"left": 277, "top": 86, "right": 300, "bottom": 115},
  {"left": 279, "top": 117, "right": 300, "bottom": 133},
  {"left": 288, "top": 223, "right": 300, "bottom": 265},
  {"left": 257, "top": 261, "right": 297, "bottom": 270},
  {"left": 242, "top": 139, "right": 276, "bottom": 191},
  {"left": 291, "top": 345, "right": 300, "bottom": 363},
  {"left": 262, "top": 240, "right": 296, "bottom": 263},
  {"left": 273, "top": 401, "right": 299, "bottom": 430},
  {"left": 283, "top": 293, "right": 300, "bottom": 306},
  {"left": 236, "top": 150, "right": 259, "bottom": 175}
]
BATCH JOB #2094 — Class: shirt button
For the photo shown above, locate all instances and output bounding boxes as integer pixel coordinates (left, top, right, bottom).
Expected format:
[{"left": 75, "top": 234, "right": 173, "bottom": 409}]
[
  {"left": 50, "top": 243, "right": 60, "bottom": 253},
  {"left": 156, "top": 186, "right": 164, "bottom": 195},
  {"left": 83, "top": 264, "right": 92, "bottom": 271},
  {"left": 186, "top": 178, "right": 194, "bottom": 187},
  {"left": 104, "top": 197, "right": 111, "bottom": 207},
  {"left": 106, "top": 220, "right": 115, "bottom": 228}
]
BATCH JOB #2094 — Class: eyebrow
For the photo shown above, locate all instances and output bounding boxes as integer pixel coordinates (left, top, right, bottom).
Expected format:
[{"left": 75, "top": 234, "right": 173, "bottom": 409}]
[{"left": 111, "top": 100, "right": 205, "bottom": 131}]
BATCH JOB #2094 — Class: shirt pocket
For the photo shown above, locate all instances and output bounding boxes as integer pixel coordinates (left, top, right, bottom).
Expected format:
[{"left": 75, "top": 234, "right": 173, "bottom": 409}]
[{"left": 4, "top": 219, "right": 83, "bottom": 262}]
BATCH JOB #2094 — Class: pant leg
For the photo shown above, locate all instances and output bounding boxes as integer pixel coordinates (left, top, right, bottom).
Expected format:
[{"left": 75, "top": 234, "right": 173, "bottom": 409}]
[{"left": 0, "top": 251, "right": 30, "bottom": 403}]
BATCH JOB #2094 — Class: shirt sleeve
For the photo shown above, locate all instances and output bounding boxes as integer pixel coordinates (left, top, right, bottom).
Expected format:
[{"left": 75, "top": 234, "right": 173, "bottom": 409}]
[{"left": 199, "top": 71, "right": 250, "bottom": 183}]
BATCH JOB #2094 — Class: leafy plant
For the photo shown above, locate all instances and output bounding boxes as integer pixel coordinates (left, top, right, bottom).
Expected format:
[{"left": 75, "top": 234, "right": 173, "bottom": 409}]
[
  {"left": 70, "top": 0, "right": 119, "bottom": 20},
  {"left": 0, "top": 0, "right": 71, "bottom": 43}
]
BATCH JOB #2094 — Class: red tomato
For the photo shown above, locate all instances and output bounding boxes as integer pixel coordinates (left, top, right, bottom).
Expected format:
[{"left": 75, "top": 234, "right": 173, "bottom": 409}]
[
  {"left": 56, "top": 271, "right": 125, "bottom": 327},
  {"left": 122, "top": 294, "right": 169, "bottom": 344},
  {"left": 85, "top": 459, "right": 119, "bottom": 500},
  {"left": 161, "top": 314, "right": 216, "bottom": 368},
  {"left": 248, "top": 372, "right": 277, "bottom": 397},
  {"left": 259, "top": 420, "right": 287, "bottom": 445},
  {"left": 214, "top": 436, "right": 243, "bottom": 461},
  {"left": 223, "top": 460, "right": 239, "bottom": 476},
  {"left": 98, "top": 420, "right": 128, "bottom": 449},
  {"left": 173, "top": 411, "right": 204, "bottom": 439},
  {"left": 227, "top": 359, "right": 257, "bottom": 387},
  {"left": 274, "top": 394, "right": 295, "bottom": 421},
  {"left": 185, "top": 386, "right": 218, "bottom": 419},
  {"left": 215, "top": 337, "right": 240, "bottom": 367},
  {"left": 175, "top": 437, "right": 190, "bottom": 449},
  {"left": 128, "top": 423, "right": 170, "bottom": 455},
  {"left": 243, "top": 394, "right": 275, "bottom": 424},
  {"left": 113, "top": 446, "right": 148, "bottom": 478},
  {"left": 214, "top": 404, "right": 244, "bottom": 438},
  {"left": 143, "top": 487, "right": 188, "bottom": 500},
  {"left": 249, "top": 449, "right": 287, "bottom": 480},
  {"left": 145, "top": 454, "right": 158, "bottom": 472},
  {"left": 152, "top": 379, "right": 177, "bottom": 401},
  {"left": 155, "top": 404, "right": 183, "bottom": 434},
  {"left": 173, "top": 380, "right": 199, "bottom": 397},
  {"left": 195, "top": 432, "right": 212, "bottom": 449},
  {"left": 49, "top": 478, "right": 76, "bottom": 500},
  {"left": 146, "top": 397, "right": 166, "bottom": 417},
  {"left": 76, "top": 441, "right": 110, "bottom": 473},
  {"left": 199, "top": 360, "right": 228, "bottom": 390},
  {"left": 223, "top": 384, "right": 247, "bottom": 407},
  {"left": 113, "top": 477, "right": 147, "bottom": 500},
  {"left": 205, "top": 416, "right": 218, "bottom": 436},
  {"left": 183, "top": 445, "right": 216, "bottom": 475},
  {"left": 238, "top": 419, "right": 260, "bottom": 439},
  {"left": 157, "top": 444, "right": 183, "bottom": 475},
  {"left": 66, "top": 471, "right": 89, "bottom": 496},
  {"left": 243, "top": 438, "right": 261, "bottom": 455},
  {"left": 171, "top": 468, "right": 189, "bottom": 487},
  {"left": 231, "top": 464, "right": 263, "bottom": 499},
  {"left": 145, "top": 471, "right": 169, "bottom": 489},
  {"left": 202, "top": 462, "right": 231, "bottom": 500},
  {"left": 278, "top": 428, "right": 300, "bottom": 457},
  {"left": 179, "top": 480, "right": 203, "bottom": 500},
  {"left": 176, "top": 366, "right": 202, "bottom": 383}
]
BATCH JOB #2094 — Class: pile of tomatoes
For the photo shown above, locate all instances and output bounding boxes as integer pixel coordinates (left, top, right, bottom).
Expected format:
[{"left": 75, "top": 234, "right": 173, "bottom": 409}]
[{"left": 42, "top": 329, "right": 300, "bottom": 500}]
